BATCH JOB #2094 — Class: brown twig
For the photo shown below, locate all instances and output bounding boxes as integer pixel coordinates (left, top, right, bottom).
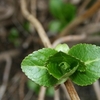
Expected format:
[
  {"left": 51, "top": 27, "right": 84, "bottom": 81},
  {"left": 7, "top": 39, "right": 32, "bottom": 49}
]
[
  {"left": 20, "top": 0, "right": 51, "bottom": 48},
  {"left": 30, "top": 0, "right": 37, "bottom": 33},
  {"left": 24, "top": 90, "right": 33, "bottom": 100},
  {"left": 38, "top": 86, "right": 46, "bottom": 100},
  {"left": 64, "top": 80, "right": 80, "bottom": 100},
  {"left": 0, "top": 5, "right": 14, "bottom": 21},
  {"left": 52, "top": 34, "right": 86, "bottom": 47},
  {"left": 94, "top": 9, "right": 100, "bottom": 22},
  {"left": 0, "top": 49, "right": 20, "bottom": 99},
  {"left": 54, "top": 89, "right": 60, "bottom": 100},
  {"left": 59, "top": 0, "right": 100, "bottom": 37},
  {"left": 93, "top": 81, "right": 100, "bottom": 100},
  {"left": 20, "top": 0, "right": 80, "bottom": 100},
  {"left": 30, "top": 0, "right": 36, "bottom": 16},
  {"left": 61, "top": 84, "right": 70, "bottom": 100},
  {"left": 75, "top": 23, "right": 100, "bottom": 35},
  {"left": 19, "top": 74, "right": 26, "bottom": 100},
  {"left": 0, "top": 56, "right": 12, "bottom": 100},
  {"left": 0, "top": 49, "right": 20, "bottom": 61},
  {"left": 78, "top": 0, "right": 91, "bottom": 15}
]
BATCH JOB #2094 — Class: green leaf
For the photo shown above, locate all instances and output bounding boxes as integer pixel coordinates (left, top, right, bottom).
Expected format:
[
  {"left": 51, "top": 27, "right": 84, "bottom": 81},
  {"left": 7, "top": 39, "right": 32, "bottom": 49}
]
[
  {"left": 62, "top": 3, "right": 76, "bottom": 22},
  {"left": 49, "top": 0, "right": 76, "bottom": 22},
  {"left": 9, "top": 28, "right": 19, "bottom": 41},
  {"left": 46, "top": 52, "right": 85, "bottom": 84},
  {"left": 21, "top": 48, "right": 58, "bottom": 87},
  {"left": 21, "top": 43, "right": 100, "bottom": 87},
  {"left": 68, "top": 44, "right": 100, "bottom": 86},
  {"left": 55, "top": 43, "right": 69, "bottom": 54},
  {"left": 49, "top": 20, "right": 62, "bottom": 33},
  {"left": 49, "top": 0, "right": 64, "bottom": 20}
]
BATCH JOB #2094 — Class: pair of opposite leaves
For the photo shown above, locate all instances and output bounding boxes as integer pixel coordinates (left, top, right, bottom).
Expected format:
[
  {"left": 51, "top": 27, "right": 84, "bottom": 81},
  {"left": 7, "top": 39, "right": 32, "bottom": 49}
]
[{"left": 21, "top": 44, "right": 100, "bottom": 87}]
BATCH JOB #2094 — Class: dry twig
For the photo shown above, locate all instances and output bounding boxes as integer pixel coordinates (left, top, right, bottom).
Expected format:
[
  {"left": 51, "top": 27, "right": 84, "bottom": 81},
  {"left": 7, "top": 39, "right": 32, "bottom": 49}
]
[
  {"left": 75, "top": 23, "right": 100, "bottom": 35},
  {"left": 19, "top": 74, "right": 27, "bottom": 100},
  {"left": 64, "top": 80, "right": 80, "bottom": 100},
  {"left": 38, "top": 86, "right": 46, "bottom": 100},
  {"left": 93, "top": 81, "right": 100, "bottom": 100},
  {"left": 78, "top": 0, "right": 91, "bottom": 14},
  {"left": 53, "top": 34, "right": 86, "bottom": 47},
  {"left": 20, "top": 0, "right": 51, "bottom": 48},
  {"left": 0, "top": 49, "right": 20, "bottom": 100},
  {"left": 24, "top": 90, "right": 33, "bottom": 100},
  {"left": 61, "top": 84, "right": 70, "bottom": 100},
  {"left": 0, "top": 5, "right": 14, "bottom": 21},
  {"left": 59, "top": 0, "right": 100, "bottom": 36},
  {"left": 54, "top": 89, "right": 60, "bottom": 100},
  {"left": 0, "top": 56, "right": 12, "bottom": 100},
  {"left": 30, "top": 0, "right": 37, "bottom": 33}
]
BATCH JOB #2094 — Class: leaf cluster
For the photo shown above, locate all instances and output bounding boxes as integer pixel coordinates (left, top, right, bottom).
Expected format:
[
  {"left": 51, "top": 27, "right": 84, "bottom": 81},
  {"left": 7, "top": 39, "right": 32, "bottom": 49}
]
[{"left": 21, "top": 44, "right": 100, "bottom": 87}]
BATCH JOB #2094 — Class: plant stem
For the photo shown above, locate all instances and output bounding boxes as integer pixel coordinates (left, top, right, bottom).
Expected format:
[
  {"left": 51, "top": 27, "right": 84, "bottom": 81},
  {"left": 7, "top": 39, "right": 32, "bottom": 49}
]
[{"left": 64, "top": 79, "right": 80, "bottom": 100}]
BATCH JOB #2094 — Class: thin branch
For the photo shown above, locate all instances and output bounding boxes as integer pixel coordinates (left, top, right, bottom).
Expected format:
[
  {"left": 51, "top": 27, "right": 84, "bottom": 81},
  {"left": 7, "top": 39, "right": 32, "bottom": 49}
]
[
  {"left": 24, "top": 90, "right": 33, "bottom": 100},
  {"left": 38, "top": 86, "right": 46, "bottom": 100},
  {"left": 59, "top": 0, "right": 100, "bottom": 36},
  {"left": 61, "top": 84, "right": 70, "bottom": 100},
  {"left": 64, "top": 80, "right": 80, "bottom": 100},
  {"left": 30, "top": 0, "right": 36, "bottom": 17},
  {"left": 20, "top": 0, "right": 51, "bottom": 48},
  {"left": 0, "top": 49, "right": 20, "bottom": 99},
  {"left": 75, "top": 23, "right": 100, "bottom": 35},
  {"left": 0, "top": 49, "right": 20, "bottom": 61},
  {"left": 54, "top": 89, "right": 60, "bottom": 100},
  {"left": 78, "top": 0, "right": 91, "bottom": 15},
  {"left": 0, "top": 56, "right": 12, "bottom": 100},
  {"left": 95, "top": 9, "right": 100, "bottom": 22},
  {"left": 19, "top": 74, "right": 26, "bottom": 100},
  {"left": 93, "top": 80, "right": 100, "bottom": 100},
  {"left": 52, "top": 34, "right": 86, "bottom": 47},
  {"left": 30, "top": 0, "right": 37, "bottom": 33},
  {"left": 0, "top": 5, "right": 14, "bottom": 21}
]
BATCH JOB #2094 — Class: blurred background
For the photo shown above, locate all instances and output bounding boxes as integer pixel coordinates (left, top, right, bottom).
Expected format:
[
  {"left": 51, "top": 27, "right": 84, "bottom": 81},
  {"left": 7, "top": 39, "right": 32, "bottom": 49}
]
[{"left": 0, "top": 0, "right": 100, "bottom": 100}]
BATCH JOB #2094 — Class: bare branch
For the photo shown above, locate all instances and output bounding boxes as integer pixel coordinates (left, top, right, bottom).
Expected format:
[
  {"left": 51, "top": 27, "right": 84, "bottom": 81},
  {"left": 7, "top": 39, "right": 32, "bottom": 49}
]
[
  {"left": 54, "top": 89, "right": 60, "bottom": 100},
  {"left": 0, "top": 56, "right": 12, "bottom": 100},
  {"left": 52, "top": 34, "right": 86, "bottom": 47},
  {"left": 64, "top": 80, "right": 80, "bottom": 100},
  {"left": 93, "top": 81, "right": 100, "bottom": 100},
  {"left": 59, "top": 1, "right": 100, "bottom": 36},
  {"left": 38, "top": 86, "right": 46, "bottom": 100},
  {"left": 20, "top": 0, "right": 51, "bottom": 48}
]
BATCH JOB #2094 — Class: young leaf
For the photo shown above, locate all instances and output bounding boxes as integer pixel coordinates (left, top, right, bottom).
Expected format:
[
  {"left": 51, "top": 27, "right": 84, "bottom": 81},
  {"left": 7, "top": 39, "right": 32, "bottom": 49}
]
[
  {"left": 68, "top": 44, "right": 100, "bottom": 86},
  {"left": 46, "top": 52, "right": 85, "bottom": 84},
  {"left": 55, "top": 43, "right": 69, "bottom": 53},
  {"left": 21, "top": 48, "right": 58, "bottom": 87}
]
